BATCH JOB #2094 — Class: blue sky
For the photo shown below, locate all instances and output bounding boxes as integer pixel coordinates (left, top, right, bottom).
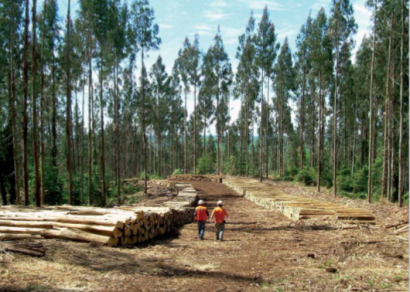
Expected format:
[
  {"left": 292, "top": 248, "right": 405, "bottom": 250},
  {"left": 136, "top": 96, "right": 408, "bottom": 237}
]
[{"left": 54, "top": 0, "right": 373, "bottom": 132}]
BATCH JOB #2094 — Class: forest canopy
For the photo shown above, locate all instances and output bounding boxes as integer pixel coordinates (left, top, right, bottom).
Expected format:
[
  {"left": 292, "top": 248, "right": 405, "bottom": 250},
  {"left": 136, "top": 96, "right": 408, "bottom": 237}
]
[{"left": 0, "top": 0, "right": 408, "bottom": 207}]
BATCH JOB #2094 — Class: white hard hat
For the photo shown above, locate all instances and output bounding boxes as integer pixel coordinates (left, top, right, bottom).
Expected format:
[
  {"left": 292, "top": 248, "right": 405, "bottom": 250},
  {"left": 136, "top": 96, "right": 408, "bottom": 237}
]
[
  {"left": 198, "top": 200, "right": 204, "bottom": 205},
  {"left": 217, "top": 200, "right": 223, "bottom": 206}
]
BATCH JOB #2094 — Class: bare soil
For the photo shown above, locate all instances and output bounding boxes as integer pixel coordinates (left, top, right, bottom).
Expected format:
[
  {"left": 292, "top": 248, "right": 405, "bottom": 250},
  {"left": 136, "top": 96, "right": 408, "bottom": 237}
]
[{"left": 0, "top": 181, "right": 408, "bottom": 292}]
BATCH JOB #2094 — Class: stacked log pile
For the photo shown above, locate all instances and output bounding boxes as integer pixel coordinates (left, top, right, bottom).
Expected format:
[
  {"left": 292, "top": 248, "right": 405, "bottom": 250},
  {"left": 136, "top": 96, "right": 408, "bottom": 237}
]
[
  {"left": 0, "top": 183, "right": 198, "bottom": 246},
  {"left": 224, "top": 177, "right": 376, "bottom": 224},
  {"left": 167, "top": 174, "right": 223, "bottom": 182}
]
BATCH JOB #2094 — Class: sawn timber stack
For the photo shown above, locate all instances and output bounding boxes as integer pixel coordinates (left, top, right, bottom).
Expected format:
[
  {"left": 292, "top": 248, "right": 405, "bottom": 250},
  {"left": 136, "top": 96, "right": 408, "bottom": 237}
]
[
  {"left": 223, "top": 177, "right": 376, "bottom": 224},
  {"left": 0, "top": 183, "right": 198, "bottom": 247}
]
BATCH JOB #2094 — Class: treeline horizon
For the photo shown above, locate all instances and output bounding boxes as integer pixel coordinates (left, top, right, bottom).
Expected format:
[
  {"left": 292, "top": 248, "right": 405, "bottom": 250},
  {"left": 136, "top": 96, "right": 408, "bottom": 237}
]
[{"left": 0, "top": 0, "right": 408, "bottom": 208}]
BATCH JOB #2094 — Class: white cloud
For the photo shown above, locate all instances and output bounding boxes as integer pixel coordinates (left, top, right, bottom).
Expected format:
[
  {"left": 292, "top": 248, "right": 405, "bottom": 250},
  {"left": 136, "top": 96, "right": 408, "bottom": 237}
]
[
  {"left": 194, "top": 30, "right": 214, "bottom": 36},
  {"left": 238, "top": 0, "right": 284, "bottom": 11},
  {"left": 210, "top": 0, "right": 229, "bottom": 8},
  {"left": 159, "top": 23, "right": 174, "bottom": 29},
  {"left": 194, "top": 24, "right": 213, "bottom": 31},
  {"left": 221, "top": 27, "right": 243, "bottom": 38},
  {"left": 203, "top": 9, "right": 229, "bottom": 20}
]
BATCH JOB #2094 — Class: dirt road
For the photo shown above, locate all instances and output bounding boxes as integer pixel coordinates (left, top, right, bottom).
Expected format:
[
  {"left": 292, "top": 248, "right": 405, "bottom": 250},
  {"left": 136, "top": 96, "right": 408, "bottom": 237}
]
[{"left": 1, "top": 181, "right": 408, "bottom": 291}]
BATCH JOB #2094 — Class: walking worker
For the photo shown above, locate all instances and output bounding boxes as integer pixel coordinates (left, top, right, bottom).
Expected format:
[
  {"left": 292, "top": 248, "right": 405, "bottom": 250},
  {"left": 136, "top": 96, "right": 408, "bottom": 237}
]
[
  {"left": 210, "top": 200, "right": 229, "bottom": 241},
  {"left": 194, "top": 200, "right": 209, "bottom": 240}
]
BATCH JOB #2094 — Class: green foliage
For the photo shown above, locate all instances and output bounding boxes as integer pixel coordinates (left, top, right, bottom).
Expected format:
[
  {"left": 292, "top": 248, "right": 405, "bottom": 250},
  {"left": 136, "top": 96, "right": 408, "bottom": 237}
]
[
  {"left": 140, "top": 171, "right": 149, "bottom": 180},
  {"left": 295, "top": 168, "right": 317, "bottom": 186},
  {"left": 172, "top": 169, "right": 182, "bottom": 175},
  {"left": 336, "top": 168, "right": 354, "bottom": 192},
  {"left": 122, "top": 184, "right": 141, "bottom": 195},
  {"left": 197, "top": 154, "right": 215, "bottom": 174},
  {"left": 403, "top": 192, "right": 409, "bottom": 205},
  {"left": 223, "top": 155, "right": 238, "bottom": 175},
  {"left": 282, "top": 167, "right": 299, "bottom": 181},
  {"left": 353, "top": 165, "right": 368, "bottom": 193}
]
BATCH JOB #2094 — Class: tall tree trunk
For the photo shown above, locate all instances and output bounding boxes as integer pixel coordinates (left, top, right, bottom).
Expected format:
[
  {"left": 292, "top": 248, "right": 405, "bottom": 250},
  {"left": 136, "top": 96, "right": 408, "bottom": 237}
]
[
  {"left": 352, "top": 94, "right": 358, "bottom": 177},
  {"left": 194, "top": 84, "right": 197, "bottom": 174},
  {"left": 40, "top": 0, "right": 47, "bottom": 205},
  {"left": 184, "top": 90, "right": 187, "bottom": 174},
  {"left": 22, "top": 0, "right": 30, "bottom": 206},
  {"left": 317, "top": 72, "right": 323, "bottom": 192},
  {"left": 390, "top": 65, "right": 396, "bottom": 201},
  {"left": 382, "top": 13, "right": 393, "bottom": 199},
  {"left": 203, "top": 114, "right": 206, "bottom": 155},
  {"left": 368, "top": 2, "right": 377, "bottom": 203},
  {"left": 333, "top": 23, "right": 339, "bottom": 197},
  {"left": 66, "top": 0, "right": 73, "bottom": 205},
  {"left": 9, "top": 2, "right": 20, "bottom": 205},
  {"left": 398, "top": 0, "right": 405, "bottom": 207},
  {"left": 88, "top": 35, "right": 93, "bottom": 205},
  {"left": 31, "top": 0, "right": 41, "bottom": 207},
  {"left": 259, "top": 69, "right": 264, "bottom": 182},
  {"left": 81, "top": 76, "right": 85, "bottom": 205},
  {"left": 141, "top": 49, "right": 148, "bottom": 194},
  {"left": 99, "top": 48, "right": 106, "bottom": 206},
  {"left": 300, "top": 67, "right": 306, "bottom": 169},
  {"left": 266, "top": 79, "right": 269, "bottom": 178},
  {"left": 245, "top": 89, "right": 249, "bottom": 176},
  {"left": 115, "top": 61, "right": 121, "bottom": 204},
  {"left": 216, "top": 91, "right": 220, "bottom": 175}
]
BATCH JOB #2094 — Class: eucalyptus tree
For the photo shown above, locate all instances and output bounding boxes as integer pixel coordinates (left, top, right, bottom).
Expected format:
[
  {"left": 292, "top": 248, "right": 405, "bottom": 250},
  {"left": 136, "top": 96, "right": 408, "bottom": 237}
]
[
  {"left": 31, "top": 0, "right": 42, "bottom": 206},
  {"left": 150, "top": 55, "right": 169, "bottom": 176},
  {"left": 295, "top": 14, "right": 312, "bottom": 171},
  {"left": 43, "top": 0, "right": 62, "bottom": 204},
  {"left": 65, "top": 0, "right": 74, "bottom": 205},
  {"left": 210, "top": 27, "right": 233, "bottom": 175},
  {"left": 131, "top": 0, "right": 161, "bottom": 193},
  {"left": 308, "top": 8, "right": 332, "bottom": 191},
  {"left": 187, "top": 34, "right": 202, "bottom": 174},
  {"left": 1, "top": 0, "right": 24, "bottom": 204},
  {"left": 176, "top": 37, "right": 191, "bottom": 174},
  {"left": 77, "top": 0, "right": 95, "bottom": 204},
  {"left": 273, "top": 38, "right": 296, "bottom": 177},
  {"left": 255, "top": 6, "right": 279, "bottom": 180},
  {"left": 328, "top": 0, "right": 357, "bottom": 197},
  {"left": 168, "top": 63, "right": 184, "bottom": 172},
  {"left": 108, "top": 0, "right": 128, "bottom": 204},
  {"left": 398, "top": 0, "right": 405, "bottom": 207},
  {"left": 236, "top": 14, "right": 259, "bottom": 176},
  {"left": 22, "top": 0, "right": 30, "bottom": 205},
  {"left": 199, "top": 49, "right": 216, "bottom": 156}
]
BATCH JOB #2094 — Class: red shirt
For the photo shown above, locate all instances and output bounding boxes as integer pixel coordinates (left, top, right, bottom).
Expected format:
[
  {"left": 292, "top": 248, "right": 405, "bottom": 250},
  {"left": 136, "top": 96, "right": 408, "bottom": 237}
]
[
  {"left": 212, "top": 207, "right": 228, "bottom": 223},
  {"left": 195, "top": 206, "right": 209, "bottom": 221}
]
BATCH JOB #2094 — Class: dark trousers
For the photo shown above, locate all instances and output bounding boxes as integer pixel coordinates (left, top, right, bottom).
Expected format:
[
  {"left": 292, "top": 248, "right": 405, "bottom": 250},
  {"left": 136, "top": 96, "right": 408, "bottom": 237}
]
[
  {"left": 215, "top": 222, "right": 225, "bottom": 240},
  {"left": 197, "top": 221, "right": 206, "bottom": 239}
]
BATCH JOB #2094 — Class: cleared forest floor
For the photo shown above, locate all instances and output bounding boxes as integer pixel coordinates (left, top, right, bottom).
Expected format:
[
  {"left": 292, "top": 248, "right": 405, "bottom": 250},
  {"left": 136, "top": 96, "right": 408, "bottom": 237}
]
[{"left": 0, "top": 180, "right": 408, "bottom": 292}]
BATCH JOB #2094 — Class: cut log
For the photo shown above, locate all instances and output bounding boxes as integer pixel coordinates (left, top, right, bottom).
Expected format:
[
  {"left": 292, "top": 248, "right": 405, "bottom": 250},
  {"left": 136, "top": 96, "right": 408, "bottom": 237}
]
[
  {"left": 0, "top": 227, "right": 45, "bottom": 234},
  {"left": 41, "top": 228, "right": 111, "bottom": 245},
  {"left": 5, "top": 247, "right": 44, "bottom": 257},
  {"left": 0, "top": 234, "right": 42, "bottom": 241},
  {"left": 0, "top": 220, "right": 53, "bottom": 229}
]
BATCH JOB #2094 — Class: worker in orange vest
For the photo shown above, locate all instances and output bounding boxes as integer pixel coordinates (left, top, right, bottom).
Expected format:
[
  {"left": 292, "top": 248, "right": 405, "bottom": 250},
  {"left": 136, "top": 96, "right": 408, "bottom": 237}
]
[
  {"left": 194, "top": 200, "right": 209, "bottom": 240},
  {"left": 210, "top": 200, "right": 229, "bottom": 241}
]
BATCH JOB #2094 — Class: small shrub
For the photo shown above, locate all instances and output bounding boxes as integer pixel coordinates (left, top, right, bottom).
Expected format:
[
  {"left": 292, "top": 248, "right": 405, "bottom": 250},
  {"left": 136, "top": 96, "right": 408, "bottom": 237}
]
[
  {"left": 353, "top": 166, "right": 368, "bottom": 193},
  {"left": 197, "top": 154, "right": 215, "bottom": 174},
  {"left": 140, "top": 171, "right": 149, "bottom": 180},
  {"left": 172, "top": 169, "right": 182, "bottom": 175},
  {"left": 295, "top": 168, "right": 317, "bottom": 186},
  {"left": 122, "top": 184, "right": 141, "bottom": 195}
]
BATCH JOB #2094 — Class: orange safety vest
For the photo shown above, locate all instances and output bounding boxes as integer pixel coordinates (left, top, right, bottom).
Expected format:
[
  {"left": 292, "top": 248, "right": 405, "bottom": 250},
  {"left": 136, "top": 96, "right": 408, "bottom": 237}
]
[
  {"left": 212, "top": 207, "right": 228, "bottom": 223},
  {"left": 195, "top": 206, "right": 208, "bottom": 221}
]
